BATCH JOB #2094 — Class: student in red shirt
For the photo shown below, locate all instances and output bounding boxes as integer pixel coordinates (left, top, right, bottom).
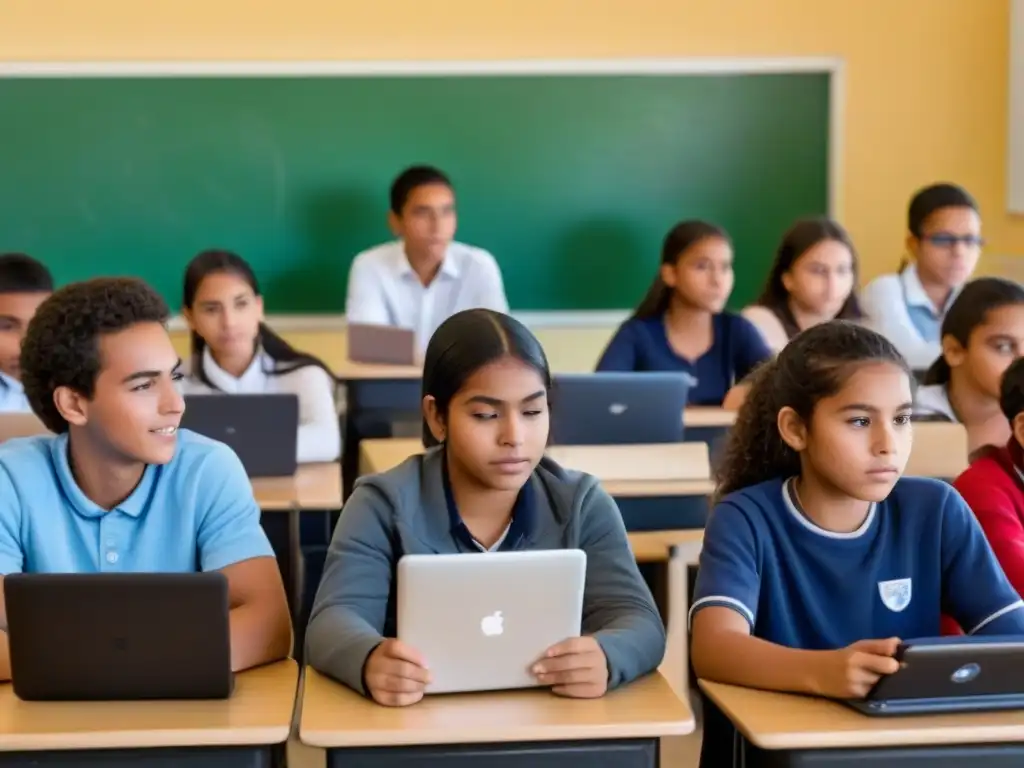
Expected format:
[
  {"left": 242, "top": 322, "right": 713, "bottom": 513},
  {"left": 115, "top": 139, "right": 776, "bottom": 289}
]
[{"left": 951, "top": 356, "right": 1024, "bottom": 614}]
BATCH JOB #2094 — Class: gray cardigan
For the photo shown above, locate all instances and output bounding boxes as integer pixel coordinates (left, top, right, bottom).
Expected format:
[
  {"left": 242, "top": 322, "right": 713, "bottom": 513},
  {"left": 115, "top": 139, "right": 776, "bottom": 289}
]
[{"left": 306, "top": 447, "right": 666, "bottom": 695}]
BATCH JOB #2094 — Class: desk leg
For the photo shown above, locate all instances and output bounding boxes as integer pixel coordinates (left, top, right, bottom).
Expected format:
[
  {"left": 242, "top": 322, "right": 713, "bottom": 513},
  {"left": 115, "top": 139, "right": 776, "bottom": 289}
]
[
  {"left": 741, "top": 739, "right": 1024, "bottom": 767},
  {"left": 326, "top": 738, "right": 658, "bottom": 768},
  {"left": 0, "top": 745, "right": 281, "bottom": 768},
  {"left": 659, "top": 541, "right": 702, "bottom": 705}
]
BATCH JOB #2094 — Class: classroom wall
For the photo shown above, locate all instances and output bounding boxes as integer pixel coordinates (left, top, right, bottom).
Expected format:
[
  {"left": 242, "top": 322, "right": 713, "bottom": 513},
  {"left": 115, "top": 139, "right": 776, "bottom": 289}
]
[{"left": 3, "top": 0, "right": 1020, "bottom": 280}]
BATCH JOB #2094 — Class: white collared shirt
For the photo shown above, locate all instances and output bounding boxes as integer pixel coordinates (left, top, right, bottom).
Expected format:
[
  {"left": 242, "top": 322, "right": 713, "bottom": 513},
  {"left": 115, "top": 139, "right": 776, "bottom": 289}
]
[
  {"left": 181, "top": 348, "right": 341, "bottom": 464},
  {"left": 861, "top": 264, "right": 963, "bottom": 370},
  {"left": 0, "top": 371, "right": 31, "bottom": 414},
  {"left": 344, "top": 240, "right": 509, "bottom": 352}
]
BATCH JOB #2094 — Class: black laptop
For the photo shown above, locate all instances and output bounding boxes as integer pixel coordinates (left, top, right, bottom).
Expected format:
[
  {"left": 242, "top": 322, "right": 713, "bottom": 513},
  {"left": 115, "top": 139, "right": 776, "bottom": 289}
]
[
  {"left": 550, "top": 372, "right": 691, "bottom": 445},
  {"left": 846, "top": 638, "right": 1024, "bottom": 716},
  {"left": 4, "top": 572, "right": 233, "bottom": 701},
  {"left": 180, "top": 393, "right": 299, "bottom": 477}
]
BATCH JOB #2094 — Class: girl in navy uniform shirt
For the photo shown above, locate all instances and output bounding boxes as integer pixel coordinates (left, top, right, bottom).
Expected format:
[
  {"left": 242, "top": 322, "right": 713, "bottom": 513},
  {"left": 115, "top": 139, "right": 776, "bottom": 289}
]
[
  {"left": 596, "top": 220, "right": 771, "bottom": 408},
  {"left": 307, "top": 309, "right": 664, "bottom": 706},
  {"left": 690, "top": 321, "right": 1024, "bottom": 765}
]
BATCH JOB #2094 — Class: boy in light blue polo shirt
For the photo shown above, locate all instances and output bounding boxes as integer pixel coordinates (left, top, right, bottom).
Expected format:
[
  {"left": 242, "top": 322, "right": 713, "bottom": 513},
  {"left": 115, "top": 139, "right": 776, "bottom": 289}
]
[
  {"left": 0, "top": 253, "right": 53, "bottom": 413},
  {"left": 0, "top": 277, "right": 292, "bottom": 681}
]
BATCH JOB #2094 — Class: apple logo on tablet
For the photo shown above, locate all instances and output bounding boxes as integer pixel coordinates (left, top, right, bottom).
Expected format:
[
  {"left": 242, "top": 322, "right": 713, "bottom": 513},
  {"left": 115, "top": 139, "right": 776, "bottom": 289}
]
[{"left": 480, "top": 611, "right": 504, "bottom": 637}]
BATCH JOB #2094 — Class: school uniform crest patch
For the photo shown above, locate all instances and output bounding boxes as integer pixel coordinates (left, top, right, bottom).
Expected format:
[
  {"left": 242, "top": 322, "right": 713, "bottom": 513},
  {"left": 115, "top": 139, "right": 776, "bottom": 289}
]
[{"left": 878, "top": 578, "right": 912, "bottom": 612}]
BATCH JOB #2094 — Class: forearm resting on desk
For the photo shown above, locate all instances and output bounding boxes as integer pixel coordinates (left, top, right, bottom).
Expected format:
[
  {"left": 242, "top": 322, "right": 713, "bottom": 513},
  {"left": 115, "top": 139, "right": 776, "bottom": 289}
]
[
  {"left": 229, "top": 603, "right": 292, "bottom": 672},
  {"left": 691, "top": 609, "right": 823, "bottom": 695}
]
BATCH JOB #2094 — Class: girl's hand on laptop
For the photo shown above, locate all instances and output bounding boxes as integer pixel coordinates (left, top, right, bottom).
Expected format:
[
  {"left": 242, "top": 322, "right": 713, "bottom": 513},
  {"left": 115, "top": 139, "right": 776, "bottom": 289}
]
[
  {"left": 363, "top": 639, "right": 432, "bottom": 707},
  {"left": 813, "top": 637, "right": 902, "bottom": 699},
  {"left": 533, "top": 636, "right": 609, "bottom": 698}
]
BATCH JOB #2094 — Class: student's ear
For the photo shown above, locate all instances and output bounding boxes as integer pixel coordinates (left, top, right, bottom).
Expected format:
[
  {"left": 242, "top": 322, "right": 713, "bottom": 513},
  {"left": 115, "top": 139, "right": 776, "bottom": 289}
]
[
  {"left": 181, "top": 307, "right": 195, "bottom": 330},
  {"left": 53, "top": 385, "right": 90, "bottom": 429},
  {"left": 422, "top": 395, "right": 447, "bottom": 443},
  {"left": 254, "top": 294, "right": 265, "bottom": 322},
  {"left": 941, "top": 334, "right": 967, "bottom": 370},
  {"left": 780, "top": 270, "right": 795, "bottom": 295},
  {"left": 904, "top": 233, "right": 921, "bottom": 259},
  {"left": 777, "top": 406, "right": 808, "bottom": 452},
  {"left": 659, "top": 262, "right": 678, "bottom": 289},
  {"left": 387, "top": 210, "right": 404, "bottom": 239},
  {"left": 1013, "top": 412, "right": 1024, "bottom": 449}
]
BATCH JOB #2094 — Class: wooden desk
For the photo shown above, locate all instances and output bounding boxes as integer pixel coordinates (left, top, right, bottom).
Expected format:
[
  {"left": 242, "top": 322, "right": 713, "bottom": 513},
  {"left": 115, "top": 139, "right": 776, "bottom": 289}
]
[
  {"left": 699, "top": 679, "right": 1024, "bottom": 766},
  {"left": 300, "top": 667, "right": 692, "bottom": 767},
  {"left": 683, "top": 407, "right": 737, "bottom": 429},
  {"left": 358, "top": 438, "right": 717, "bottom": 498},
  {"left": 907, "top": 421, "right": 970, "bottom": 479},
  {"left": 0, "top": 413, "right": 48, "bottom": 443},
  {"left": 250, "top": 462, "right": 342, "bottom": 511},
  {"left": 0, "top": 659, "right": 297, "bottom": 766}
]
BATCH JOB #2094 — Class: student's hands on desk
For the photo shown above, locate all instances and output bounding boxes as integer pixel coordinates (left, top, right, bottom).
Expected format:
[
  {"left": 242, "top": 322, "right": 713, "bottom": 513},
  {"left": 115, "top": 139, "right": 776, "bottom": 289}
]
[
  {"left": 533, "top": 636, "right": 610, "bottom": 698},
  {"left": 812, "top": 637, "right": 902, "bottom": 699},
  {"left": 364, "top": 639, "right": 432, "bottom": 707}
]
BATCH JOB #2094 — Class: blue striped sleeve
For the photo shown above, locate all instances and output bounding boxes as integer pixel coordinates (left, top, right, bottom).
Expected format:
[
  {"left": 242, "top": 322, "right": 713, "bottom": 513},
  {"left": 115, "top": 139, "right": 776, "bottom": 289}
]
[{"left": 690, "top": 499, "right": 760, "bottom": 629}]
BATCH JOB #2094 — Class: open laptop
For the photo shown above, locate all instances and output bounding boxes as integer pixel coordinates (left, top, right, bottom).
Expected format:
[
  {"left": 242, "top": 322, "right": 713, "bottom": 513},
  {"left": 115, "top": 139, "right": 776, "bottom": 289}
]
[
  {"left": 397, "top": 550, "right": 587, "bottom": 694},
  {"left": 846, "top": 639, "right": 1024, "bottom": 716},
  {"left": 550, "top": 372, "right": 692, "bottom": 445},
  {"left": 180, "top": 393, "right": 298, "bottom": 477},
  {"left": 4, "top": 572, "right": 233, "bottom": 701},
  {"left": 347, "top": 322, "right": 417, "bottom": 365}
]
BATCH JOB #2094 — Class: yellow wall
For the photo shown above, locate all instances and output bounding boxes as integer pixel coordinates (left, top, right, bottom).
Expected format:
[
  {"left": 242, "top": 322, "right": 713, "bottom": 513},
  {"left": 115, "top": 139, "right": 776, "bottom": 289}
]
[{"left": 2, "top": 0, "right": 1018, "bottom": 279}]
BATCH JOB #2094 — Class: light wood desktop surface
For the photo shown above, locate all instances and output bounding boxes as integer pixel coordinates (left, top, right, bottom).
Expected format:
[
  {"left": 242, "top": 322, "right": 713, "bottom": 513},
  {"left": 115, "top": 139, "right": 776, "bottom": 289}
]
[
  {"left": 250, "top": 462, "right": 342, "bottom": 510},
  {"left": 906, "top": 421, "right": 969, "bottom": 478},
  {"left": 300, "top": 668, "right": 693, "bottom": 748},
  {"left": 0, "top": 659, "right": 298, "bottom": 752},
  {"left": 683, "top": 407, "right": 737, "bottom": 428},
  {"left": 700, "top": 679, "right": 1024, "bottom": 750},
  {"left": 358, "top": 439, "right": 716, "bottom": 498}
]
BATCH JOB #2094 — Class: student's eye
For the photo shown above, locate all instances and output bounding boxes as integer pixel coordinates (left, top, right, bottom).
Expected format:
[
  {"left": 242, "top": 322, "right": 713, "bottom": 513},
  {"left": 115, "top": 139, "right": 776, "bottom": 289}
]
[
  {"left": 847, "top": 417, "right": 870, "bottom": 428},
  {"left": 994, "top": 341, "right": 1017, "bottom": 355},
  {"left": 0, "top": 319, "right": 15, "bottom": 332},
  {"left": 894, "top": 414, "right": 912, "bottom": 427},
  {"left": 131, "top": 381, "right": 154, "bottom": 392},
  {"left": 235, "top": 299, "right": 249, "bottom": 309},
  {"left": 471, "top": 412, "right": 498, "bottom": 421},
  {"left": 522, "top": 409, "right": 543, "bottom": 418},
  {"left": 171, "top": 372, "right": 185, "bottom": 382}
]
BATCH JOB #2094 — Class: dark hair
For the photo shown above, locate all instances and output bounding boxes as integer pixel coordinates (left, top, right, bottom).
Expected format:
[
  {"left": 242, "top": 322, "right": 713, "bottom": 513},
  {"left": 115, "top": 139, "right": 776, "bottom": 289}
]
[
  {"left": 923, "top": 277, "right": 1024, "bottom": 386},
  {"left": 714, "top": 321, "right": 912, "bottom": 501},
  {"left": 20, "top": 277, "right": 170, "bottom": 433},
  {"left": 182, "top": 250, "right": 337, "bottom": 388},
  {"left": 632, "top": 220, "right": 731, "bottom": 320},
  {"left": 899, "top": 183, "right": 980, "bottom": 271},
  {"left": 754, "top": 218, "right": 863, "bottom": 338},
  {"left": 999, "top": 356, "right": 1024, "bottom": 423},
  {"left": 390, "top": 165, "right": 453, "bottom": 215},
  {"left": 421, "top": 309, "right": 551, "bottom": 448},
  {"left": 0, "top": 253, "right": 53, "bottom": 294},
  {"left": 908, "top": 183, "right": 978, "bottom": 237}
]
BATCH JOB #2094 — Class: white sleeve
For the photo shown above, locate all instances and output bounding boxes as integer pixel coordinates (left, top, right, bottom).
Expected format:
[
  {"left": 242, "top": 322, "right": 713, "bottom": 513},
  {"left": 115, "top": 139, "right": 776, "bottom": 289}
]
[
  {"left": 860, "top": 277, "right": 941, "bottom": 370},
  {"left": 344, "top": 253, "right": 390, "bottom": 325},
  {"left": 474, "top": 251, "right": 510, "bottom": 313},
  {"left": 292, "top": 366, "right": 342, "bottom": 463}
]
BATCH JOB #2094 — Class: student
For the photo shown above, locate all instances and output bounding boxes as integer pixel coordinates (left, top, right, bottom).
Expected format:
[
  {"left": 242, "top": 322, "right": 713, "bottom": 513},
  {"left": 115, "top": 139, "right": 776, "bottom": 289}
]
[
  {"left": 345, "top": 165, "right": 509, "bottom": 354},
  {"left": 306, "top": 308, "right": 665, "bottom": 706},
  {"left": 0, "top": 277, "right": 292, "bottom": 681},
  {"left": 941, "top": 357, "right": 1024, "bottom": 635},
  {"left": 741, "top": 218, "right": 862, "bottom": 353},
  {"left": 0, "top": 253, "right": 53, "bottom": 413},
  {"left": 181, "top": 250, "right": 341, "bottom": 464},
  {"left": 595, "top": 220, "right": 771, "bottom": 408},
  {"left": 861, "top": 183, "right": 982, "bottom": 370},
  {"left": 689, "top": 321, "right": 1024, "bottom": 765},
  {"left": 913, "top": 277, "right": 1024, "bottom": 454}
]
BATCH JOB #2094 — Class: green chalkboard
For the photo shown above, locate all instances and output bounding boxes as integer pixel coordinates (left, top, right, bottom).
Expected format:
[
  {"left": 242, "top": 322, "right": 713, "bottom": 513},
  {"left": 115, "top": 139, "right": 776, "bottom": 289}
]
[{"left": 0, "top": 72, "right": 829, "bottom": 312}]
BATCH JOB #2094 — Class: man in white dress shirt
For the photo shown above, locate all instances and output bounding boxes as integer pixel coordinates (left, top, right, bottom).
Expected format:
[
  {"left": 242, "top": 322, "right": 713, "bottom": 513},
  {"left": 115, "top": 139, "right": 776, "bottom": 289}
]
[{"left": 345, "top": 165, "right": 509, "bottom": 353}]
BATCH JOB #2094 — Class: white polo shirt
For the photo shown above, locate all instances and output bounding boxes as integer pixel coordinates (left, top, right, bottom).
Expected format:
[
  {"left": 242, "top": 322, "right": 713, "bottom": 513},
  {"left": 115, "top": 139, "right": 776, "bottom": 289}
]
[{"left": 344, "top": 240, "right": 509, "bottom": 352}]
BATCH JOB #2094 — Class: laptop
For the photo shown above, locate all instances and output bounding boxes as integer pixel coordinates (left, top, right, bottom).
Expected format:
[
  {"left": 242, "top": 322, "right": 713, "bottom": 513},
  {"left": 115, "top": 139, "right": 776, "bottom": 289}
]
[
  {"left": 180, "top": 393, "right": 298, "bottom": 477},
  {"left": 347, "top": 322, "right": 418, "bottom": 365},
  {"left": 550, "top": 372, "right": 692, "bottom": 445},
  {"left": 4, "top": 572, "right": 233, "bottom": 701},
  {"left": 397, "top": 549, "right": 587, "bottom": 694},
  {"left": 846, "top": 639, "right": 1024, "bottom": 716}
]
